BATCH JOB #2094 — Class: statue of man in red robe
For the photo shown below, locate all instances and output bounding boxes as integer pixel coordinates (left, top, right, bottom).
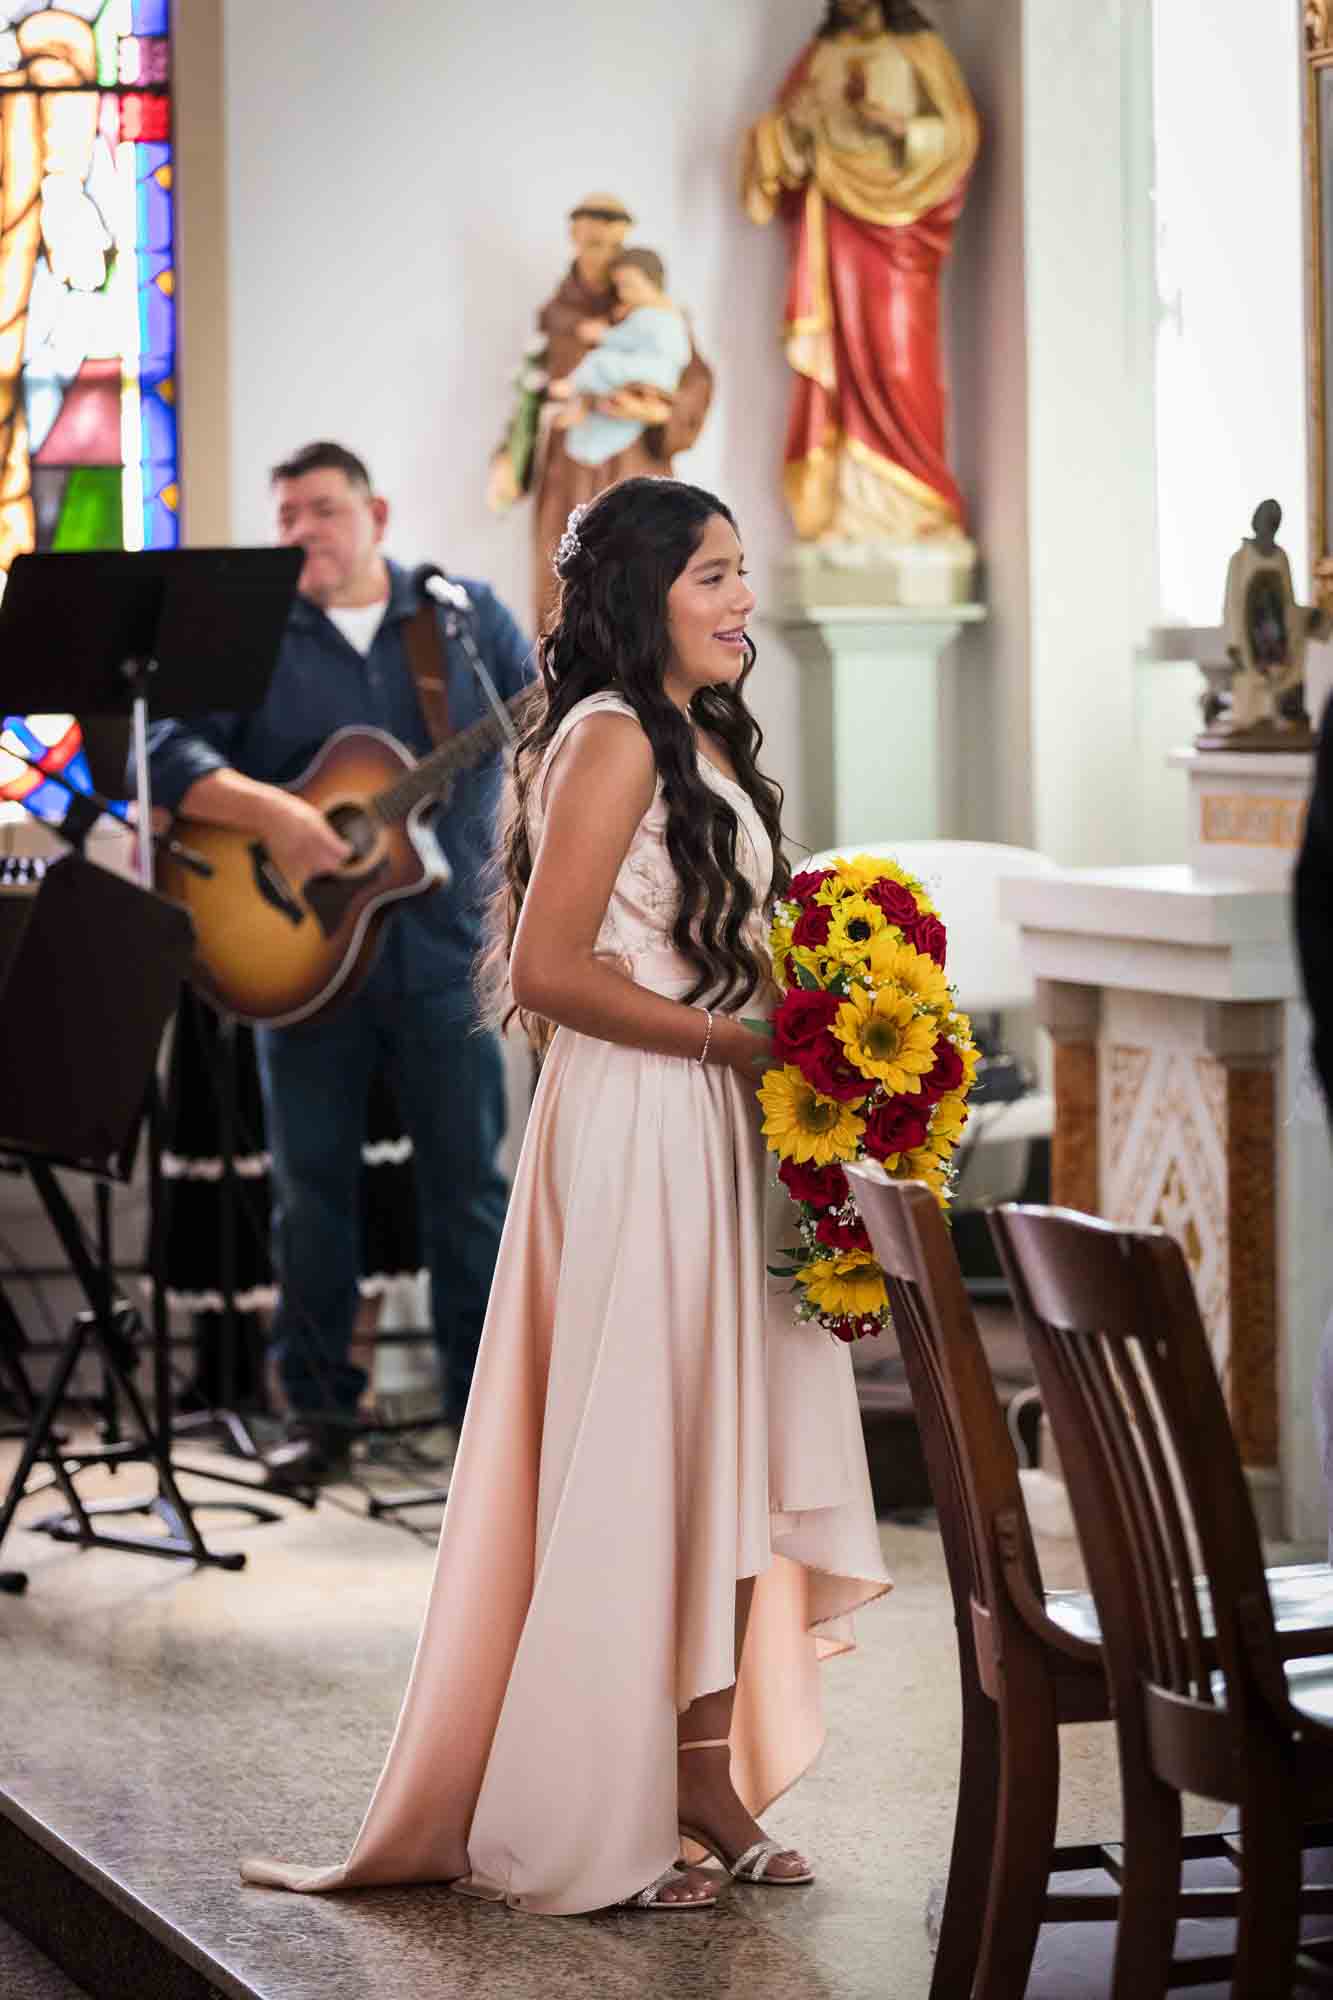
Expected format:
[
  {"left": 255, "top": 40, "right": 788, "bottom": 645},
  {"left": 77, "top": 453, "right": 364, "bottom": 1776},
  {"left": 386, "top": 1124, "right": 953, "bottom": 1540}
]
[{"left": 743, "top": 0, "right": 978, "bottom": 548}]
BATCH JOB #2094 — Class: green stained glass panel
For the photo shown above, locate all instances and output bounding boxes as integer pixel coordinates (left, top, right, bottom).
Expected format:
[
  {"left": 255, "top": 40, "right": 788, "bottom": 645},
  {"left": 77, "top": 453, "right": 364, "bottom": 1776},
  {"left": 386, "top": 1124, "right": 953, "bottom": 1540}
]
[{"left": 53, "top": 467, "right": 123, "bottom": 551}]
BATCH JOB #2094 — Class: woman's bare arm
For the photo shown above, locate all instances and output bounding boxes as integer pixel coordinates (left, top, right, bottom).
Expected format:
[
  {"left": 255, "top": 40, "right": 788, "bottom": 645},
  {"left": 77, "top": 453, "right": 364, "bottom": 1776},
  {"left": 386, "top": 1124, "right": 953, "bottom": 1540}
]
[{"left": 510, "top": 713, "right": 768, "bottom": 1082}]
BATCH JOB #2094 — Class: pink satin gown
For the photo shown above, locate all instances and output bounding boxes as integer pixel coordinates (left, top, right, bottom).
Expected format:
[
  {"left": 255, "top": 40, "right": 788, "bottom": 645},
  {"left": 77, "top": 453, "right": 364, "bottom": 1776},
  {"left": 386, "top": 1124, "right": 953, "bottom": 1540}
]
[{"left": 241, "top": 691, "right": 891, "bottom": 1915}]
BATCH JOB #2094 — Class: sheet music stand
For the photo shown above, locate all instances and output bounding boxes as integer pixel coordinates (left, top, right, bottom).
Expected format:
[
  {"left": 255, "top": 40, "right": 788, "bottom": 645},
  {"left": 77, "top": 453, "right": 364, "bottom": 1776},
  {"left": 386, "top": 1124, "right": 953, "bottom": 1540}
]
[
  {"left": 0, "top": 855, "right": 232, "bottom": 1582},
  {"left": 0, "top": 546, "right": 301, "bottom": 882},
  {"left": 0, "top": 550, "right": 302, "bottom": 1567}
]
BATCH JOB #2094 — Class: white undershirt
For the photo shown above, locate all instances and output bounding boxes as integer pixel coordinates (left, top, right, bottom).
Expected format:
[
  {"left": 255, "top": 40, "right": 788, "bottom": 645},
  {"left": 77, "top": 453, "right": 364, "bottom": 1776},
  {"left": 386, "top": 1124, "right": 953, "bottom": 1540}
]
[{"left": 325, "top": 599, "right": 388, "bottom": 655}]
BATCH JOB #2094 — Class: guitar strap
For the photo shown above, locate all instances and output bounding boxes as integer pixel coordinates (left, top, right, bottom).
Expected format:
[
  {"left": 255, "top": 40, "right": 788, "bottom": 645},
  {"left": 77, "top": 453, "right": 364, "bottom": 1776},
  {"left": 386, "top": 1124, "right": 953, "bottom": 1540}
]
[{"left": 402, "top": 600, "right": 452, "bottom": 747}]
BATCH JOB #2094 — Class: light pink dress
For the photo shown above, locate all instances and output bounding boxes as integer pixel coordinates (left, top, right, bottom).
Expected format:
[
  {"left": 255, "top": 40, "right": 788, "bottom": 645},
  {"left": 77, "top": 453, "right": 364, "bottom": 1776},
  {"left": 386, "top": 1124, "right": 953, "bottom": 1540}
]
[{"left": 241, "top": 692, "right": 891, "bottom": 1916}]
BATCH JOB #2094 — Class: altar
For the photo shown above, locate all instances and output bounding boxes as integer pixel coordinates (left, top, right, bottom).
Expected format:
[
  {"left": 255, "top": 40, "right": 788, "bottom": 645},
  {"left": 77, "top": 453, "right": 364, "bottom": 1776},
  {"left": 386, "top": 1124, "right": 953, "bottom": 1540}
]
[{"left": 1001, "top": 751, "right": 1333, "bottom": 1543}]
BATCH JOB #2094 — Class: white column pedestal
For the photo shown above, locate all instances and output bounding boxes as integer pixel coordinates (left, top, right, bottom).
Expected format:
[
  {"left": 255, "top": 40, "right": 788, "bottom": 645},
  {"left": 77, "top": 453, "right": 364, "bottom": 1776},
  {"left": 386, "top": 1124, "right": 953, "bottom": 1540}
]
[
  {"left": 1168, "top": 747, "right": 1314, "bottom": 884},
  {"left": 776, "top": 603, "right": 986, "bottom": 851},
  {"left": 1001, "top": 861, "right": 1333, "bottom": 1545}
]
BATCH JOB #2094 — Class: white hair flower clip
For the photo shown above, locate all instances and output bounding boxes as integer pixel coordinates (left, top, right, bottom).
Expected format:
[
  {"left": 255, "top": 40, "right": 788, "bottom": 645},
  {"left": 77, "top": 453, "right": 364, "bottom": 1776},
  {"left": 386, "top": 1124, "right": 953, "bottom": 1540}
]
[{"left": 555, "top": 502, "right": 590, "bottom": 573}]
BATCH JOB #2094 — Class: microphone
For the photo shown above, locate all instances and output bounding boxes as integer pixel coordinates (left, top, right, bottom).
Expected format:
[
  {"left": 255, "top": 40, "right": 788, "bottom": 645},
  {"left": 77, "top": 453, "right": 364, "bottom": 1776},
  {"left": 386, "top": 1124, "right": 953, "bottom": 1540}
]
[
  {"left": 411, "top": 563, "right": 519, "bottom": 748},
  {"left": 412, "top": 563, "right": 471, "bottom": 619}
]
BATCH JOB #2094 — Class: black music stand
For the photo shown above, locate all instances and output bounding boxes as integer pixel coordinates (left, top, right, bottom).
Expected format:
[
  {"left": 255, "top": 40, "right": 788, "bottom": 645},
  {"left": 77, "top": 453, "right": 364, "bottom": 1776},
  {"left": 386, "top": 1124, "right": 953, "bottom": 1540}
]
[
  {"left": 0, "top": 549, "right": 304, "bottom": 1538},
  {"left": 0, "top": 547, "right": 302, "bottom": 881},
  {"left": 0, "top": 855, "right": 241, "bottom": 1583}
]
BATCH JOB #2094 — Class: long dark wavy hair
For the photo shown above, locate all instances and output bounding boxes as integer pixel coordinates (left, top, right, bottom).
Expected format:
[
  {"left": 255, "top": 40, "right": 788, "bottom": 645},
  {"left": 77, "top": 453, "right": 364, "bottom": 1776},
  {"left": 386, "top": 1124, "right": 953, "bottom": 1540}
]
[
  {"left": 485, "top": 477, "right": 789, "bottom": 1038},
  {"left": 817, "top": 0, "right": 932, "bottom": 33}
]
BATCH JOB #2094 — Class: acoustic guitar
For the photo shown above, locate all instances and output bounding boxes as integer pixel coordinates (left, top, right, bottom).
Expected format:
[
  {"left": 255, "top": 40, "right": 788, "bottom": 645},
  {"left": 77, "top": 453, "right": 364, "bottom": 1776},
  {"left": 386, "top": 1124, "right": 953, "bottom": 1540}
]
[{"left": 155, "top": 689, "right": 533, "bottom": 1028}]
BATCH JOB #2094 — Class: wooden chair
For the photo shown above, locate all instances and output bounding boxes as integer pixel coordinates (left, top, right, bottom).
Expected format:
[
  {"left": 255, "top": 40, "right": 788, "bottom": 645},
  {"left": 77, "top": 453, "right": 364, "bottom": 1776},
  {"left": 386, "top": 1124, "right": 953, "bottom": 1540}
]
[
  {"left": 850, "top": 1169, "right": 1129, "bottom": 1999},
  {"left": 990, "top": 1202, "right": 1333, "bottom": 1998},
  {"left": 849, "top": 1169, "right": 1333, "bottom": 1998}
]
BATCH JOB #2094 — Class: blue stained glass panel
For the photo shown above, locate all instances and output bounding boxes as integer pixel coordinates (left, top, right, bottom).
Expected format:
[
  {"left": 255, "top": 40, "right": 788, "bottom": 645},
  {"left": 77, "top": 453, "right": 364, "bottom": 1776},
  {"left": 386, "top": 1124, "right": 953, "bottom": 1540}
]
[
  {"left": 131, "top": 0, "right": 169, "bottom": 34},
  {"left": 138, "top": 281, "right": 174, "bottom": 367},
  {"left": 136, "top": 177, "right": 172, "bottom": 253},
  {"left": 141, "top": 393, "right": 176, "bottom": 462},
  {"left": 145, "top": 497, "right": 179, "bottom": 549}
]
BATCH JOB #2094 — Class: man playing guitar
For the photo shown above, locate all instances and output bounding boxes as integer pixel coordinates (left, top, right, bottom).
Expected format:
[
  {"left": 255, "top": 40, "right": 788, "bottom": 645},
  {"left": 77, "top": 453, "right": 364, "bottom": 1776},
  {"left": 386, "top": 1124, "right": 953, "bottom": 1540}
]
[{"left": 144, "top": 441, "right": 533, "bottom": 1488}]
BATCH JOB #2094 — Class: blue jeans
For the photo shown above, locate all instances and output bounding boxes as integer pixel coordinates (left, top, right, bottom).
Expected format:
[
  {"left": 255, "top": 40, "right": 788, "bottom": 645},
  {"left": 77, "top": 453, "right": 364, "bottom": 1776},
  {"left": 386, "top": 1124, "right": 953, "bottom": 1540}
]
[{"left": 255, "top": 987, "right": 508, "bottom": 1427}]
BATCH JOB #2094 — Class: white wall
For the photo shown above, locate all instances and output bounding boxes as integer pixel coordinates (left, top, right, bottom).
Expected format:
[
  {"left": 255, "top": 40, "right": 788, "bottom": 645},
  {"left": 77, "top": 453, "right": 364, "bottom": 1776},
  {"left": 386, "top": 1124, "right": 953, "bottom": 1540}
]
[
  {"left": 938, "top": 0, "right": 1031, "bottom": 847},
  {"left": 216, "top": 0, "right": 1314, "bottom": 874},
  {"left": 221, "top": 0, "right": 823, "bottom": 838},
  {"left": 1153, "top": 0, "right": 1308, "bottom": 625}
]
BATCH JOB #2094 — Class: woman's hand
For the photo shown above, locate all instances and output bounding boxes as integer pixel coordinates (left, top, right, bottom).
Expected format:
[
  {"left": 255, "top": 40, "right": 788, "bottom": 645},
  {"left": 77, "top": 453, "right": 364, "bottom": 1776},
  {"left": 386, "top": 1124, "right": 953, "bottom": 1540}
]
[{"left": 709, "top": 1015, "right": 774, "bottom": 1087}]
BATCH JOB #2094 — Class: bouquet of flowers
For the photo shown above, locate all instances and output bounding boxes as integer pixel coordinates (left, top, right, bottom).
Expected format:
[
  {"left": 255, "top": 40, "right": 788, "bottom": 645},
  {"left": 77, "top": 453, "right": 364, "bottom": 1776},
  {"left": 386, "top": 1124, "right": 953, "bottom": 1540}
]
[{"left": 757, "top": 854, "right": 980, "bottom": 1342}]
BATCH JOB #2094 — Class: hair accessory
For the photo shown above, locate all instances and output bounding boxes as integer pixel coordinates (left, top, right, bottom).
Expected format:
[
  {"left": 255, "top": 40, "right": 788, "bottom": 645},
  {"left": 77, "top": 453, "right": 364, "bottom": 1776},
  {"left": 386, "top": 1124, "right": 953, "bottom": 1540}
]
[
  {"left": 555, "top": 502, "right": 590, "bottom": 575},
  {"left": 696, "top": 1007, "right": 714, "bottom": 1067}
]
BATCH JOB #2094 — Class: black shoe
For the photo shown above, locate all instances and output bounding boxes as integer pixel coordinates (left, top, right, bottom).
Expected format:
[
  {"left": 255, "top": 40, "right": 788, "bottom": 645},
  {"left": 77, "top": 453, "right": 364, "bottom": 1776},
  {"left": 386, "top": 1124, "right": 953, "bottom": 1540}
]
[{"left": 263, "top": 1426, "right": 352, "bottom": 1491}]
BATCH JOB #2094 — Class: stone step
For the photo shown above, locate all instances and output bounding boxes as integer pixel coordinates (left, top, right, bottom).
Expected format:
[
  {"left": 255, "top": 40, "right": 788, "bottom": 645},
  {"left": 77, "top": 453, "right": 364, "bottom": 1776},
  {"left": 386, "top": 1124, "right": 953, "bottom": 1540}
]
[{"left": 0, "top": 1911, "right": 96, "bottom": 2000}]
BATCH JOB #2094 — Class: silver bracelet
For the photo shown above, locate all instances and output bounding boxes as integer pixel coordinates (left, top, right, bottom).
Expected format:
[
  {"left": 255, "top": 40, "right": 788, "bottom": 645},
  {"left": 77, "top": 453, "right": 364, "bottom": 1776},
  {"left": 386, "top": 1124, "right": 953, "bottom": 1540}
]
[{"left": 696, "top": 1007, "right": 714, "bottom": 1066}]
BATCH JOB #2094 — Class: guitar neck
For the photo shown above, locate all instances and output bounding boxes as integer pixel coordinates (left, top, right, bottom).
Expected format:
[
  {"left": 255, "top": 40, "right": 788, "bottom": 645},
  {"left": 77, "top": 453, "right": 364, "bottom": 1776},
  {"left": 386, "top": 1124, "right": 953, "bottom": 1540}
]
[{"left": 374, "top": 688, "right": 531, "bottom": 822}]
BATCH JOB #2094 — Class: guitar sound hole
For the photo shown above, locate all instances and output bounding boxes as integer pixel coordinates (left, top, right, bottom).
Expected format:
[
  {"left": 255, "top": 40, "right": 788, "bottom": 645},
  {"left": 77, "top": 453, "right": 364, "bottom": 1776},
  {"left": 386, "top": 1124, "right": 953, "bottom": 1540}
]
[{"left": 326, "top": 804, "right": 377, "bottom": 863}]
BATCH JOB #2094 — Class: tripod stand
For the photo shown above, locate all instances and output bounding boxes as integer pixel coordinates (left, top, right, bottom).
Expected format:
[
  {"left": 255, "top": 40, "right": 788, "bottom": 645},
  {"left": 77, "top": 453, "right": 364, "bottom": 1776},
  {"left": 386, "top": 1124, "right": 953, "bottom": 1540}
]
[
  {"left": 0, "top": 853, "right": 253, "bottom": 1581},
  {"left": 0, "top": 548, "right": 302, "bottom": 1573}
]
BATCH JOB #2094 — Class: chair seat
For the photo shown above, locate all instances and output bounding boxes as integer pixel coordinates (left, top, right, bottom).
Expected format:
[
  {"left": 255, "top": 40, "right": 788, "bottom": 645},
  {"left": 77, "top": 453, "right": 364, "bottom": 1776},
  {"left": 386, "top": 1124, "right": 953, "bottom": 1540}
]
[
  {"left": 968, "top": 1092, "right": 1055, "bottom": 1147},
  {"left": 1043, "top": 1562, "right": 1333, "bottom": 1650},
  {"left": 1284, "top": 1651, "right": 1333, "bottom": 1724}
]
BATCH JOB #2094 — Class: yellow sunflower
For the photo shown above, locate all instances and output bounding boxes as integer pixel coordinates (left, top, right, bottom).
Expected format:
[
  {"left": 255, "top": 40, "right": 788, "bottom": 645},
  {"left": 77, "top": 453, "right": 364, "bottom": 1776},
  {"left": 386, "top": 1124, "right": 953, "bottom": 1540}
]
[
  {"left": 833, "top": 986, "right": 938, "bottom": 1093},
  {"left": 758, "top": 1065, "right": 865, "bottom": 1166},
  {"left": 785, "top": 943, "right": 828, "bottom": 988},
  {"left": 866, "top": 935, "right": 952, "bottom": 1014},
  {"left": 814, "top": 854, "right": 937, "bottom": 914},
  {"left": 823, "top": 894, "right": 887, "bottom": 967},
  {"left": 800, "top": 1250, "right": 889, "bottom": 1319},
  {"left": 769, "top": 913, "right": 795, "bottom": 965},
  {"left": 929, "top": 1092, "right": 969, "bottom": 1153},
  {"left": 903, "top": 1146, "right": 951, "bottom": 1205}
]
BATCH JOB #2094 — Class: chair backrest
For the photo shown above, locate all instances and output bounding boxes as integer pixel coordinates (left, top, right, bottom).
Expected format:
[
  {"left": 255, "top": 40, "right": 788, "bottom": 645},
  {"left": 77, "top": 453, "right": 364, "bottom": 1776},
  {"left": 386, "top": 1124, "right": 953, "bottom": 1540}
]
[
  {"left": 989, "top": 1203, "right": 1286, "bottom": 1721},
  {"left": 848, "top": 1168, "right": 1048, "bottom": 1681},
  {"left": 805, "top": 840, "right": 1059, "bottom": 1015}
]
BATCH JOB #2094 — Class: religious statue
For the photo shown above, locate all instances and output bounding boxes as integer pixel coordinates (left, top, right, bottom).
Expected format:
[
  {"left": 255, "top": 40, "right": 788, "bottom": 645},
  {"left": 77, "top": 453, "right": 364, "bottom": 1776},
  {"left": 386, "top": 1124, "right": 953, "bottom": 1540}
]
[
  {"left": 741, "top": 0, "right": 978, "bottom": 561},
  {"left": 1198, "top": 500, "right": 1324, "bottom": 750},
  {"left": 488, "top": 194, "right": 714, "bottom": 631}
]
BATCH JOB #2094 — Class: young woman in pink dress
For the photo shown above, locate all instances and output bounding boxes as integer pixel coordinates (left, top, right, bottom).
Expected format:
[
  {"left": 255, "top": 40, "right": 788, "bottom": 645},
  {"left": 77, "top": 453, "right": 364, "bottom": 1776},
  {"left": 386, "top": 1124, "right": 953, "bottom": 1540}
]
[{"left": 241, "top": 476, "right": 890, "bottom": 1915}]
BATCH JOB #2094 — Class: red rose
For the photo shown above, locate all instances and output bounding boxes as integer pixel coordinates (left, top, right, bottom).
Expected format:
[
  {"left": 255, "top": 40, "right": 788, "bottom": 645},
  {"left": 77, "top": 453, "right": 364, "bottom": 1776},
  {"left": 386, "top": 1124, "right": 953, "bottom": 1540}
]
[
  {"left": 919, "top": 1039, "right": 965, "bottom": 1104},
  {"left": 801, "top": 1035, "right": 873, "bottom": 1103},
  {"left": 789, "top": 867, "right": 836, "bottom": 904},
  {"left": 791, "top": 903, "right": 832, "bottom": 948},
  {"left": 822, "top": 1314, "right": 879, "bottom": 1344},
  {"left": 863, "top": 1095, "right": 932, "bottom": 1163},
  {"left": 773, "top": 989, "right": 841, "bottom": 1063},
  {"left": 778, "top": 1158, "right": 848, "bottom": 1211},
  {"left": 908, "top": 913, "right": 948, "bottom": 967},
  {"left": 815, "top": 1212, "right": 872, "bottom": 1254},
  {"left": 866, "top": 879, "right": 920, "bottom": 929}
]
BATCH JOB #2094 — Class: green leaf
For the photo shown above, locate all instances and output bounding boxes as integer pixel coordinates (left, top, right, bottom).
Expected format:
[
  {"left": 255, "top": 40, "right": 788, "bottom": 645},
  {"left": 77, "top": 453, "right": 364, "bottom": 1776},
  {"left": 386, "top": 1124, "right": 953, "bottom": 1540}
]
[
  {"left": 767, "top": 1262, "right": 801, "bottom": 1277},
  {"left": 791, "top": 959, "right": 821, "bottom": 991}
]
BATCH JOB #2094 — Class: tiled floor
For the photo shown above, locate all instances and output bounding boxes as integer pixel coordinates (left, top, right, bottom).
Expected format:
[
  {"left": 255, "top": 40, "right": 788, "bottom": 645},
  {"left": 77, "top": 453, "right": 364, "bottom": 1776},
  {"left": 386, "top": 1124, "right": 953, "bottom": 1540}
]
[{"left": 0, "top": 1439, "right": 1317, "bottom": 2000}]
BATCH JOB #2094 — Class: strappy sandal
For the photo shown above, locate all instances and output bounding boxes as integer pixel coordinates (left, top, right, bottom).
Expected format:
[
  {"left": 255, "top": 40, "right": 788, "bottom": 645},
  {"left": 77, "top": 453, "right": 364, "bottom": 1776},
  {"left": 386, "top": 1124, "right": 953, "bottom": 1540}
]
[
  {"left": 616, "top": 1864, "right": 719, "bottom": 1912},
  {"left": 677, "top": 1738, "right": 815, "bottom": 1886}
]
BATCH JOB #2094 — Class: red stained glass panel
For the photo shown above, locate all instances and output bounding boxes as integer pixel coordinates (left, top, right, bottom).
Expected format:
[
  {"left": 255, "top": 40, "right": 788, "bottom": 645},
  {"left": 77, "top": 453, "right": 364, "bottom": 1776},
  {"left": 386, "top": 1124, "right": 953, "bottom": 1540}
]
[{"left": 120, "top": 93, "right": 170, "bottom": 143}]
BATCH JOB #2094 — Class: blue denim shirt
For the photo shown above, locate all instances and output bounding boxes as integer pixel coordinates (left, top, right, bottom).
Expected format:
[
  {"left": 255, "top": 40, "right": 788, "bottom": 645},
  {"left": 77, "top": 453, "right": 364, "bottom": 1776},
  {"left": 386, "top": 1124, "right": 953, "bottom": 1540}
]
[{"left": 142, "top": 559, "right": 534, "bottom": 1016}]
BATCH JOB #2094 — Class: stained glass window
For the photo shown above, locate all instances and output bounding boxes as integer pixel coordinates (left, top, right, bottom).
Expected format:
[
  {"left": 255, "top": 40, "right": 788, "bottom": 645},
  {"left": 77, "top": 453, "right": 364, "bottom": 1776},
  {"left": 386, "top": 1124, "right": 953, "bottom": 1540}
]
[{"left": 0, "top": 0, "right": 176, "bottom": 816}]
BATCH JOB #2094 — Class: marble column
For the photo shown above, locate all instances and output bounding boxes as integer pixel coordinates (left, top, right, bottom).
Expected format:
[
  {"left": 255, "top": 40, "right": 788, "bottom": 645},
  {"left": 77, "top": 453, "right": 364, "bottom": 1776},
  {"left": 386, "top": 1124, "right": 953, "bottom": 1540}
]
[{"left": 777, "top": 603, "right": 986, "bottom": 852}]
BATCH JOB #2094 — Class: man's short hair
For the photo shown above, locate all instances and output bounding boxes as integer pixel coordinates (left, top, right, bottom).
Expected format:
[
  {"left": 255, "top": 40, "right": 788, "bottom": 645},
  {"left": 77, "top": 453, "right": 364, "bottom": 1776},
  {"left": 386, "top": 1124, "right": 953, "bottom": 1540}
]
[{"left": 269, "top": 441, "right": 373, "bottom": 490}]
